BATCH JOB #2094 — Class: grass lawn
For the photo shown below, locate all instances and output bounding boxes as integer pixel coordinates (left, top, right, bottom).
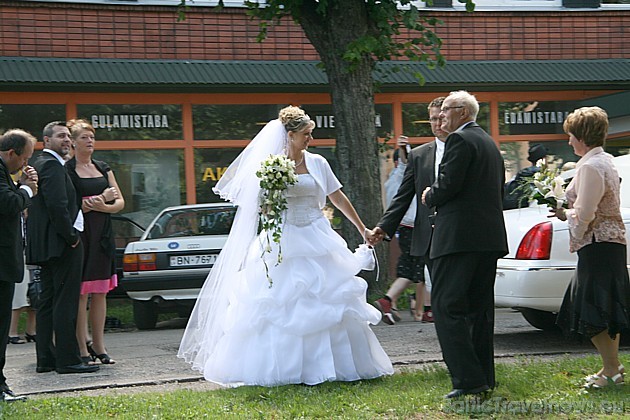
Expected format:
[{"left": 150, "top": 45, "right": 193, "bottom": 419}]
[{"left": 1, "top": 354, "right": 628, "bottom": 419}]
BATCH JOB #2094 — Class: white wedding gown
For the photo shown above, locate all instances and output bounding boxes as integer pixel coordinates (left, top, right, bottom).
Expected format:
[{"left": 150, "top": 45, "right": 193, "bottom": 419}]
[{"left": 198, "top": 173, "right": 393, "bottom": 387}]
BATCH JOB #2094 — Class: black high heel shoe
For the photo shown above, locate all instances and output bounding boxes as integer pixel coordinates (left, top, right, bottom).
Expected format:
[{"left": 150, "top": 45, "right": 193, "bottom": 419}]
[
  {"left": 81, "top": 355, "right": 95, "bottom": 365},
  {"left": 25, "top": 333, "right": 36, "bottom": 343},
  {"left": 8, "top": 336, "right": 25, "bottom": 344},
  {"left": 87, "top": 342, "right": 116, "bottom": 364}
]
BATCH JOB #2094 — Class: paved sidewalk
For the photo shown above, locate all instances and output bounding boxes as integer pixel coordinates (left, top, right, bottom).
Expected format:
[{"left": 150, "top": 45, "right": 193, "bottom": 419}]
[{"left": 3, "top": 309, "right": 610, "bottom": 397}]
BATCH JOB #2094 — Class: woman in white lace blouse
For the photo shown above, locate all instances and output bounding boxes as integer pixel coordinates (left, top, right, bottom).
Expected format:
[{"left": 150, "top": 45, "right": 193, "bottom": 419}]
[{"left": 551, "top": 106, "right": 630, "bottom": 389}]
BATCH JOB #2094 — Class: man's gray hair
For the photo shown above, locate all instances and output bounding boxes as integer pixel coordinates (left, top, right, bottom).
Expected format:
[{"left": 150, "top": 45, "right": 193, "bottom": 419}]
[{"left": 448, "top": 90, "right": 479, "bottom": 121}]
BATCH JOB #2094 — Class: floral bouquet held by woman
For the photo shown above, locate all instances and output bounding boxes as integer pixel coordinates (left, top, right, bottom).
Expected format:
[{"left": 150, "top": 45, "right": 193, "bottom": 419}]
[
  {"left": 526, "top": 163, "right": 569, "bottom": 210},
  {"left": 256, "top": 154, "right": 298, "bottom": 286}
]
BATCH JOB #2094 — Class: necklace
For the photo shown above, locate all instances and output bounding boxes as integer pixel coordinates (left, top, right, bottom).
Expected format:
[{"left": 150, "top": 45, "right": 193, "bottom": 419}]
[{"left": 290, "top": 152, "right": 304, "bottom": 167}]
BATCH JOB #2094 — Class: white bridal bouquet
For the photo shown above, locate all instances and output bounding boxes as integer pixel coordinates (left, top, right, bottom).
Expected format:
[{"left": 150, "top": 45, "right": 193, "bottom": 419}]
[
  {"left": 256, "top": 154, "right": 299, "bottom": 286},
  {"left": 527, "top": 164, "right": 568, "bottom": 210}
]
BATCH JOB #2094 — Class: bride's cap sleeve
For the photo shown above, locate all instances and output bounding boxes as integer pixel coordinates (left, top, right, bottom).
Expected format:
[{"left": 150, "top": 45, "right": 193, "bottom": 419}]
[{"left": 316, "top": 154, "right": 343, "bottom": 195}]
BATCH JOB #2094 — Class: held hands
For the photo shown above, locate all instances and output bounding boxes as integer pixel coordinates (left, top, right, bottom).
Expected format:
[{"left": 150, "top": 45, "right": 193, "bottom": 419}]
[{"left": 365, "top": 226, "right": 386, "bottom": 246}]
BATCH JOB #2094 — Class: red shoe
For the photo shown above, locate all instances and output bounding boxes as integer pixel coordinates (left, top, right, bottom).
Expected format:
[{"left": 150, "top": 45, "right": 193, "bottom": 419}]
[
  {"left": 421, "top": 310, "right": 434, "bottom": 323},
  {"left": 373, "top": 298, "right": 395, "bottom": 325}
]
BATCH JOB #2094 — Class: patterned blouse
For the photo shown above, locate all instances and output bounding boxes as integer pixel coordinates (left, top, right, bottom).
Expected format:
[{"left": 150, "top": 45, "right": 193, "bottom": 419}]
[{"left": 565, "top": 146, "right": 626, "bottom": 253}]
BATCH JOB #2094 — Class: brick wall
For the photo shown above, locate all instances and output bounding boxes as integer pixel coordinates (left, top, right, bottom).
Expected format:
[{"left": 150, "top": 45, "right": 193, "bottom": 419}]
[{"left": 0, "top": 2, "right": 627, "bottom": 61}]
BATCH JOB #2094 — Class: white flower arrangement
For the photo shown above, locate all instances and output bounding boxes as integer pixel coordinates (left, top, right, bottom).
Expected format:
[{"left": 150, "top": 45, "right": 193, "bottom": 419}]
[
  {"left": 527, "top": 164, "right": 568, "bottom": 210},
  {"left": 256, "top": 154, "right": 299, "bottom": 286}
]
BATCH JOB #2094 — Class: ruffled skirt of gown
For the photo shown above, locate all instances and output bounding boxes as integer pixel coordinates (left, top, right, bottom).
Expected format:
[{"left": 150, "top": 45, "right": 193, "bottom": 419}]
[{"left": 199, "top": 215, "right": 393, "bottom": 387}]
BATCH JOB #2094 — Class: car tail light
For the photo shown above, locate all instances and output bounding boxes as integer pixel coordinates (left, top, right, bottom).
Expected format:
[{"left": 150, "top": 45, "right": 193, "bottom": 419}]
[
  {"left": 123, "top": 253, "right": 157, "bottom": 271},
  {"left": 515, "top": 222, "right": 553, "bottom": 260},
  {"left": 123, "top": 254, "right": 138, "bottom": 272},
  {"left": 138, "top": 253, "right": 157, "bottom": 271}
]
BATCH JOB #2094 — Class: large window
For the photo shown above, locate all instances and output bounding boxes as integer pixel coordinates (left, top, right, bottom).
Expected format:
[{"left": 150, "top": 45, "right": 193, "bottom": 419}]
[
  {"left": 302, "top": 104, "right": 393, "bottom": 139},
  {"left": 193, "top": 104, "right": 393, "bottom": 140},
  {"left": 499, "top": 101, "right": 579, "bottom": 135},
  {"left": 0, "top": 104, "right": 65, "bottom": 138},
  {"left": 77, "top": 104, "right": 183, "bottom": 140},
  {"left": 194, "top": 146, "right": 339, "bottom": 204},
  {"left": 94, "top": 149, "right": 185, "bottom": 227},
  {"left": 193, "top": 104, "right": 281, "bottom": 140},
  {"left": 402, "top": 102, "right": 490, "bottom": 137},
  {"left": 501, "top": 140, "right": 580, "bottom": 180},
  {"left": 194, "top": 148, "right": 243, "bottom": 204}
]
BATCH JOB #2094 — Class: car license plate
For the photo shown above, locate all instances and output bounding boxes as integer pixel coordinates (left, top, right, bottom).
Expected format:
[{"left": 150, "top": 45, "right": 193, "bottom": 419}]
[{"left": 170, "top": 254, "right": 217, "bottom": 267}]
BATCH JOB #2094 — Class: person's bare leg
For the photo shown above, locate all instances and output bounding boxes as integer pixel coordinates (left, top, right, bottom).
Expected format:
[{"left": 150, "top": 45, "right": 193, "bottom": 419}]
[
  {"left": 589, "top": 331, "right": 623, "bottom": 386},
  {"left": 424, "top": 287, "right": 432, "bottom": 308},
  {"left": 9, "top": 307, "right": 23, "bottom": 338},
  {"left": 414, "top": 283, "right": 425, "bottom": 321},
  {"left": 90, "top": 293, "right": 115, "bottom": 363},
  {"left": 388, "top": 277, "right": 412, "bottom": 309}
]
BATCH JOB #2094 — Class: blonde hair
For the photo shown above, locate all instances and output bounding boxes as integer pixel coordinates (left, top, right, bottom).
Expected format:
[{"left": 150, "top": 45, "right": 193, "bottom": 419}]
[
  {"left": 67, "top": 118, "right": 95, "bottom": 139},
  {"left": 563, "top": 106, "right": 608, "bottom": 147},
  {"left": 278, "top": 105, "right": 315, "bottom": 133}
]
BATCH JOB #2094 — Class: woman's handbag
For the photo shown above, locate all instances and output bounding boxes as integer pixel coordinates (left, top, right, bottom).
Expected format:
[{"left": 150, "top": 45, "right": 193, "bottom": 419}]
[{"left": 26, "top": 265, "right": 43, "bottom": 310}]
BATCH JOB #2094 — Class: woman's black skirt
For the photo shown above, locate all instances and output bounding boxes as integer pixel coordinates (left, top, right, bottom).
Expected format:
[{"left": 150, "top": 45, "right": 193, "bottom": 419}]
[{"left": 556, "top": 241, "right": 630, "bottom": 339}]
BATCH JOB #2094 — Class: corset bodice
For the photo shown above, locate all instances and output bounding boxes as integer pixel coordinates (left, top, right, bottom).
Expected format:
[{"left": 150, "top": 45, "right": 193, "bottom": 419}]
[{"left": 285, "top": 174, "right": 324, "bottom": 226}]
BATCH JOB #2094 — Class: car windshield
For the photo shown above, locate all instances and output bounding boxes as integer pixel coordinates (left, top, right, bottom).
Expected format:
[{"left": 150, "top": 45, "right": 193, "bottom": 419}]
[{"left": 147, "top": 206, "right": 236, "bottom": 239}]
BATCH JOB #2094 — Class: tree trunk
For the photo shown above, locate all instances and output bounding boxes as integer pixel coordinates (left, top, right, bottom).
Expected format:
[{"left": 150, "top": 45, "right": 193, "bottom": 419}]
[
  {"left": 298, "top": 0, "right": 388, "bottom": 292},
  {"left": 328, "top": 63, "right": 388, "bottom": 292}
]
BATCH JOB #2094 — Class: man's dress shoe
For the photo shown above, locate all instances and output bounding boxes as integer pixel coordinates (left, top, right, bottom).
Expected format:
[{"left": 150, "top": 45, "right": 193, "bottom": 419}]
[
  {"left": 0, "top": 389, "right": 27, "bottom": 402},
  {"left": 445, "top": 384, "right": 490, "bottom": 399},
  {"left": 36, "top": 366, "right": 55, "bottom": 373},
  {"left": 56, "top": 363, "right": 100, "bottom": 374}
]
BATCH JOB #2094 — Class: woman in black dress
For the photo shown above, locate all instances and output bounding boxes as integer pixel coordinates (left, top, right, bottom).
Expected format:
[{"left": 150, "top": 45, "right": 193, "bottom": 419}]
[
  {"left": 67, "top": 119, "right": 125, "bottom": 365},
  {"left": 551, "top": 107, "right": 630, "bottom": 388}
]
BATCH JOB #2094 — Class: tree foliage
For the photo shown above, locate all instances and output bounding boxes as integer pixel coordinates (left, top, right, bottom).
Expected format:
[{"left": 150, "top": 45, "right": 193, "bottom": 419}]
[
  {"left": 244, "top": 0, "right": 473, "bottom": 77},
  {"left": 178, "top": 0, "right": 475, "bottom": 290}
]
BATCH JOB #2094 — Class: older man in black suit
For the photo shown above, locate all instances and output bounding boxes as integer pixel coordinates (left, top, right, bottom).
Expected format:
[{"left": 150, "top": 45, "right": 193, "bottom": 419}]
[
  {"left": 26, "top": 121, "right": 98, "bottom": 374},
  {"left": 0, "top": 129, "right": 38, "bottom": 401},
  {"left": 420, "top": 90, "right": 508, "bottom": 398}
]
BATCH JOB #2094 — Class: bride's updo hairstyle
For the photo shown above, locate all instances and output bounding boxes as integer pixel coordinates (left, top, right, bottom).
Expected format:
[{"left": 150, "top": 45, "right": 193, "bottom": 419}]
[{"left": 279, "top": 105, "right": 315, "bottom": 133}]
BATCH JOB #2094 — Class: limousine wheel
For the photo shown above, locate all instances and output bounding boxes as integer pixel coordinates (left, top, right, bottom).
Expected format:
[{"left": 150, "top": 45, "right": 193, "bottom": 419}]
[
  {"left": 519, "top": 308, "right": 561, "bottom": 332},
  {"left": 133, "top": 300, "right": 158, "bottom": 330}
]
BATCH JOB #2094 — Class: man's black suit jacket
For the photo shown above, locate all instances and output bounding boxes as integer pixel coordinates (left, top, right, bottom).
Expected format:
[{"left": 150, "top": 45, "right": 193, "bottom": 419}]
[
  {"left": 0, "top": 158, "right": 31, "bottom": 283},
  {"left": 424, "top": 122, "right": 508, "bottom": 260},
  {"left": 378, "top": 141, "right": 436, "bottom": 257},
  {"left": 26, "top": 151, "right": 81, "bottom": 265}
]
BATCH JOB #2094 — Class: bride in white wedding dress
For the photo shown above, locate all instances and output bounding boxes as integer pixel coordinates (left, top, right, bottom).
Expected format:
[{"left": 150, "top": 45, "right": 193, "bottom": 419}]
[{"left": 178, "top": 106, "right": 393, "bottom": 387}]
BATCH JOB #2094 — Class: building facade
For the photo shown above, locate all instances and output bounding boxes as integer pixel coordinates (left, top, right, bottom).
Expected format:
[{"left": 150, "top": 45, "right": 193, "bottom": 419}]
[{"left": 1, "top": 0, "right": 628, "bottom": 224}]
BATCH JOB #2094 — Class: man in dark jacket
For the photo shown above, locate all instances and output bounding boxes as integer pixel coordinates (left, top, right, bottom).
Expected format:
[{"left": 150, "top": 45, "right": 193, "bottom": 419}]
[
  {"left": 0, "top": 129, "right": 38, "bottom": 401},
  {"left": 26, "top": 121, "right": 98, "bottom": 375},
  {"left": 421, "top": 91, "right": 508, "bottom": 399}
]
